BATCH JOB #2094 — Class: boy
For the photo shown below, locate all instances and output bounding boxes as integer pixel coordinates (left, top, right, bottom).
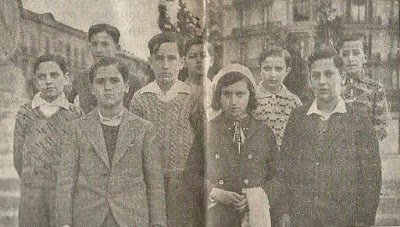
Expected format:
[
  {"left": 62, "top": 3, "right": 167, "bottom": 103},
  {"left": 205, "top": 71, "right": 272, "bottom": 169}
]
[
  {"left": 339, "top": 34, "right": 388, "bottom": 140},
  {"left": 56, "top": 57, "right": 166, "bottom": 227},
  {"left": 184, "top": 36, "right": 214, "bottom": 119},
  {"left": 130, "top": 32, "right": 202, "bottom": 226},
  {"left": 280, "top": 48, "right": 381, "bottom": 226},
  {"left": 13, "top": 54, "right": 83, "bottom": 227},
  {"left": 253, "top": 46, "right": 302, "bottom": 147},
  {"left": 67, "top": 23, "right": 141, "bottom": 113}
]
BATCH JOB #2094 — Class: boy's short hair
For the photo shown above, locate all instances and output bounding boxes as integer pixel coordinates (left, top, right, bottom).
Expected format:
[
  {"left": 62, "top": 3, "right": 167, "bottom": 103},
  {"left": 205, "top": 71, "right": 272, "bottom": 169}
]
[
  {"left": 88, "top": 23, "right": 120, "bottom": 44},
  {"left": 211, "top": 71, "right": 257, "bottom": 112},
  {"left": 308, "top": 48, "right": 344, "bottom": 73},
  {"left": 89, "top": 57, "right": 129, "bottom": 84},
  {"left": 148, "top": 32, "right": 185, "bottom": 57},
  {"left": 33, "top": 54, "right": 68, "bottom": 74},
  {"left": 185, "top": 36, "right": 214, "bottom": 58},
  {"left": 338, "top": 33, "right": 366, "bottom": 52},
  {"left": 258, "top": 46, "right": 291, "bottom": 68}
]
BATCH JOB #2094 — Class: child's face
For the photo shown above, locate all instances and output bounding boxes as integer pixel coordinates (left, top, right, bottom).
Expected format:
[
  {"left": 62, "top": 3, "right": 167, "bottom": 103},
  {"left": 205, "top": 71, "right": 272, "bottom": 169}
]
[
  {"left": 149, "top": 42, "right": 184, "bottom": 88},
  {"left": 339, "top": 40, "right": 366, "bottom": 76},
  {"left": 260, "top": 56, "right": 290, "bottom": 91},
  {"left": 310, "top": 58, "right": 343, "bottom": 103},
  {"left": 35, "top": 61, "right": 69, "bottom": 102},
  {"left": 221, "top": 80, "right": 250, "bottom": 120},
  {"left": 185, "top": 43, "right": 213, "bottom": 78},
  {"left": 90, "top": 32, "right": 118, "bottom": 61},
  {"left": 91, "top": 65, "right": 129, "bottom": 108}
]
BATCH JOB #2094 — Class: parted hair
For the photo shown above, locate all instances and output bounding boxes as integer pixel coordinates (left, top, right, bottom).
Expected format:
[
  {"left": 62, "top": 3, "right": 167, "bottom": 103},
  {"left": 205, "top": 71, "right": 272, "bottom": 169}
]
[
  {"left": 258, "top": 46, "right": 292, "bottom": 68},
  {"left": 211, "top": 71, "right": 257, "bottom": 112},
  {"left": 33, "top": 54, "right": 68, "bottom": 74},
  {"left": 148, "top": 32, "right": 185, "bottom": 57},
  {"left": 308, "top": 47, "right": 345, "bottom": 73},
  {"left": 88, "top": 23, "right": 120, "bottom": 44},
  {"left": 185, "top": 36, "right": 214, "bottom": 58},
  {"left": 89, "top": 57, "right": 129, "bottom": 84}
]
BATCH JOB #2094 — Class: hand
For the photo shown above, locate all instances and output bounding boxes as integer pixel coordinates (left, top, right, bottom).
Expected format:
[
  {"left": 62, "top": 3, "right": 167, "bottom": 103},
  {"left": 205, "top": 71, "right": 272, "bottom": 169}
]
[
  {"left": 280, "top": 214, "right": 290, "bottom": 227},
  {"left": 210, "top": 188, "right": 244, "bottom": 207},
  {"left": 234, "top": 197, "right": 249, "bottom": 213}
]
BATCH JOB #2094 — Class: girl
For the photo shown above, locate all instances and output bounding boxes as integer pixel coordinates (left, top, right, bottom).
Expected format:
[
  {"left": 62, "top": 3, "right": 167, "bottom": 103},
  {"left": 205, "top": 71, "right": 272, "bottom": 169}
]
[{"left": 186, "top": 64, "right": 289, "bottom": 227}]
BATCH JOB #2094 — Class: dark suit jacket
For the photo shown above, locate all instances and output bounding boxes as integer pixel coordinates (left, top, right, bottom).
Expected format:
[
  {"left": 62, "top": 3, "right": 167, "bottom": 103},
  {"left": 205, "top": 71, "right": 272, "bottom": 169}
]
[
  {"left": 56, "top": 108, "right": 166, "bottom": 227},
  {"left": 186, "top": 114, "right": 287, "bottom": 227},
  {"left": 280, "top": 102, "right": 381, "bottom": 226}
]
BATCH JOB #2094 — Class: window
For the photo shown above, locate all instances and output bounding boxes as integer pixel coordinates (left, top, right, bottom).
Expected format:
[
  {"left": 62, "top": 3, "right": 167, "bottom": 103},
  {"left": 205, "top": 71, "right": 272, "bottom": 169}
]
[
  {"left": 293, "top": 0, "right": 311, "bottom": 22},
  {"left": 351, "top": 0, "right": 366, "bottom": 23}
]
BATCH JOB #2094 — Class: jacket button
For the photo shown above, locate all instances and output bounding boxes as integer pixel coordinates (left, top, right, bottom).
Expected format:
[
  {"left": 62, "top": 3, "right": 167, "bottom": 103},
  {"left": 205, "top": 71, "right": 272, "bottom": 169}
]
[
  {"left": 244, "top": 179, "right": 249, "bottom": 185},
  {"left": 248, "top": 154, "right": 253, "bottom": 159},
  {"left": 218, "top": 180, "right": 224, "bottom": 185},
  {"left": 215, "top": 154, "right": 220, "bottom": 159}
]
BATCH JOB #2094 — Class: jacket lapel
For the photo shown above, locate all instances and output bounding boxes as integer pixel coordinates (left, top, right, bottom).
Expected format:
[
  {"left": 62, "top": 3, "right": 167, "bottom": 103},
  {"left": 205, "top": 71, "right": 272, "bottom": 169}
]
[
  {"left": 112, "top": 109, "right": 138, "bottom": 167},
  {"left": 84, "top": 110, "right": 110, "bottom": 169}
]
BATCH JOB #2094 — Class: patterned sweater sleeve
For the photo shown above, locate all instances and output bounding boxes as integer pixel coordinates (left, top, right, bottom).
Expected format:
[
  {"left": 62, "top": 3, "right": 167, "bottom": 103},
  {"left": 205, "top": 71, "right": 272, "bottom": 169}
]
[
  {"left": 129, "top": 91, "right": 144, "bottom": 118},
  {"left": 372, "top": 84, "right": 388, "bottom": 140},
  {"left": 13, "top": 104, "right": 28, "bottom": 177}
]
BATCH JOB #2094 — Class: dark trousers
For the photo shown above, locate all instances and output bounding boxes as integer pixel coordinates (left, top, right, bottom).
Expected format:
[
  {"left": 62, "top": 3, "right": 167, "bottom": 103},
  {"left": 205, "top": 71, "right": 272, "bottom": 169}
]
[
  {"left": 19, "top": 185, "right": 55, "bottom": 227},
  {"left": 165, "top": 175, "right": 189, "bottom": 227}
]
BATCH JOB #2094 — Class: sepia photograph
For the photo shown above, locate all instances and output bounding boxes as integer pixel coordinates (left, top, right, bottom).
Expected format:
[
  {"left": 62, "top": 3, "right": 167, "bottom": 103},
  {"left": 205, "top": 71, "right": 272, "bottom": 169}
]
[{"left": 0, "top": 0, "right": 399, "bottom": 226}]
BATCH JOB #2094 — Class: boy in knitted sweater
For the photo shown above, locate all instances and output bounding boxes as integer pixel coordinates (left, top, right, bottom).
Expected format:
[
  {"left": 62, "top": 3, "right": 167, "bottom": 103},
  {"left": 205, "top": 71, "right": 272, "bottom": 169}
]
[
  {"left": 13, "top": 54, "right": 82, "bottom": 227},
  {"left": 253, "top": 47, "right": 302, "bottom": 147},
  {"left": 130, "top": 32, "right": 202, "bottom": 227}
]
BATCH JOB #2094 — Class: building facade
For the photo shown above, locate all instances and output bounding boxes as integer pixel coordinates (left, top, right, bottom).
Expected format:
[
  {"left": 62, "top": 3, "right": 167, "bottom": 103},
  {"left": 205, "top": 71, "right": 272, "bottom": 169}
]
[
  {"left": 12, "top": 8, "right": 150, "bottom": 98},
  {"left": 208, "top": 0, "right": 399, "bottom": 109}
]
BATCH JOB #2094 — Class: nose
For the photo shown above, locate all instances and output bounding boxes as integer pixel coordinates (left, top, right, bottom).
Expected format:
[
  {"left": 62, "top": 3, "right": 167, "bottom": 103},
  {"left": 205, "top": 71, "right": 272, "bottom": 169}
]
[
  {"left": 95, "top": 43, "right": 104, "bottom": 53},
  {"left": 45, "top": 75, "right": 53, "bottom": 85},
  {"left": 104, "top": 80, "right": 112, "bottom": 90},
  {"left": 318, "top": 74, "right": 327, "bottom": 84}
]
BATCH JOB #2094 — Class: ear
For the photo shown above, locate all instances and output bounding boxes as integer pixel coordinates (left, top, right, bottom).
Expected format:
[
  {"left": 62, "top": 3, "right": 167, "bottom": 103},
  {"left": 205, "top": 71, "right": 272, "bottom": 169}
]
[
  {"left": 340, "top": 71, "right": 347, "bottom": 85},
  {"left": 124, "top": 80, "right": 130, "bottom": 93},
  {"left": 63, "top": 72, "right": 71, "bottom": 86},
  {"left": 148, "top": 56, "right": 155, "bottom": 71},
  {"left": 209, "top": 56, "right": 214, "bottom": 68},
  {"left": 178, "top": 57, "right": 185, "bottom": 70}
]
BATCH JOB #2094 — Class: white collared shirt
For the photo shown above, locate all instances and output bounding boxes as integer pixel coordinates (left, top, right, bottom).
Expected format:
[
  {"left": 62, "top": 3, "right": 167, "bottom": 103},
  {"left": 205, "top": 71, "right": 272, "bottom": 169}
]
[
  {"left": 32, "top": 92, "right": 70, "bottom": 117},
  {"left": 139, "top": 80, "right": 192, "bottom": 102},
  {"left": 98, "top": 108, "right": 124, "bottom": 126},
  {"left": 306, "top": 97, "right": 347, "bottom": 121}
]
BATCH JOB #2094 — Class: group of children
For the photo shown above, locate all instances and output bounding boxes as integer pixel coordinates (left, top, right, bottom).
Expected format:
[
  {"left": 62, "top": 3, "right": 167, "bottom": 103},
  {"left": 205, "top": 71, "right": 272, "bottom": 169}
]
[{"left": 14, "top": 22, "right": 386, "bottom": 227}]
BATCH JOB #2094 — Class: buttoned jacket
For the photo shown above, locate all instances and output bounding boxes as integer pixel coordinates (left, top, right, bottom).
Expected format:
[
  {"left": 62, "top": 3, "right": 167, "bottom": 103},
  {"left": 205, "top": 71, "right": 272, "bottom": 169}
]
[
  {"left": 56, "top": 108, "right": 166, "bottom": 227},
  {"left": 204, "top": 114, "right": 287, "bottom": 226},
  {"left": 280, "top": 102, "right": 381, "bottom": 225}
]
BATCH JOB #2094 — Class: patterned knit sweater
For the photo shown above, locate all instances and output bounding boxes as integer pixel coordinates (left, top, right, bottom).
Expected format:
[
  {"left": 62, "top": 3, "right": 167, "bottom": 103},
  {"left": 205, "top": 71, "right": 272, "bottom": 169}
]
[
  {"left": 13, "top": 102, "right": 83, "bottom": 187},
  {"left": 130, "top": 90, "right": 202, "bottom": 177},
  {"left": 253, "top": 84, "right": 302, "bottom": 147}
]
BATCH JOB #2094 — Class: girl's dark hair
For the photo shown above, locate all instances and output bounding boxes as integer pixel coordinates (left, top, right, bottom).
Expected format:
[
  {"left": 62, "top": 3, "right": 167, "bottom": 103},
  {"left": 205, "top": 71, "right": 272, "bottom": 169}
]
[{"left": 211, "top": 71, "right": 257, "bottom": 112}]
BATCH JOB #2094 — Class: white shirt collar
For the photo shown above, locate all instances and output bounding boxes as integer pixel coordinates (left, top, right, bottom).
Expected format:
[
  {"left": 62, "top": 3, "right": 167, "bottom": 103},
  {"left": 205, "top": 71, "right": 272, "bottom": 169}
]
[
  {"left": 140, "top": 80, "right": 191, "bottom": 102},
  {"left": 257, "top": 83, "right": 292, "bottom": 99},
  {"left": 32, "top": 92, "right": 70, "bottom": 110},
  {"left": 306, "top": 97, "right": 347, "bottom": 121},
  {"left": 98, "top": 108, "right": 124, "bottom": 126}
]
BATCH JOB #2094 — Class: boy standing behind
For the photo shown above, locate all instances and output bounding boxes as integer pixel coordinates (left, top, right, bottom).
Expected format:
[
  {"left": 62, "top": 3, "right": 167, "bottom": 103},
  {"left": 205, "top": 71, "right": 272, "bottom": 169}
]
[
  {"left": 253, "top": 47, "right": 302, "bottom": 147},
  {"left": 130, "top": 32, "right": 202, "bottom": 226},
  {"left": 13, "top": 54, "right": 82, "bottom": 227}
]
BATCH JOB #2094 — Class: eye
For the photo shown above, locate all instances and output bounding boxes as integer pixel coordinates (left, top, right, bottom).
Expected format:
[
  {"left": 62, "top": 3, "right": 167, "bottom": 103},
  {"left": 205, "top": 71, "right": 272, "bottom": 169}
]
[
  {"left": 188, "top": 54, "right": 196, "bottom": 59},
  {"left": 91, "top": 42, "right": 98, "bottom": 47},
  {"left": 154, "top": 55, "right": 164, "bottom": 61},
  {"left": 275, "top": 66, "right": 284, "bottom": 72},
  {"left": 110, "top": 77, "right": 121, "bottom": 83},
  {"left": 94, "top": 78, "right": 105, "bottom": 84},
  {"left": 50, "top": 72, "right": 60, "bottom": 79},
  {"left": 36, "top": 74, "right": 46, "bottom": 81},
  {"left": 311, "top": 72, "right": 321, "bottom": 80},
  {"left": 263, "top": 66, "right": 272, "bottom": 71},
  {"left": 101, "top": 42, "right": 109, "bottom": 47},
  {"left": 167, "top": 55, "right": 177, "bottom": 61},
  {"left": 352, "top": 50, "right": 360, "bottom": 56},
  {"left": 341, "top": 51, "right": 349, "bottom": 57},
  {"left": 324, "top": 71, "right": 333, "bottom": 78}
]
